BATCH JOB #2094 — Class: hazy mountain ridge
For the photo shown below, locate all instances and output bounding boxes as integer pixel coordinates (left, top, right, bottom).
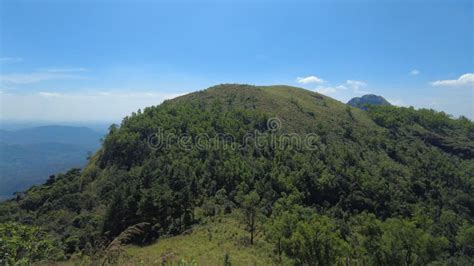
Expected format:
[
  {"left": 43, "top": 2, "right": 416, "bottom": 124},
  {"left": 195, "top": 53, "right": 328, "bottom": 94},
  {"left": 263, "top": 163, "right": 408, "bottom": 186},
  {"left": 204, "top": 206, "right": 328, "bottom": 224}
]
[
  {"left": 0, "top": 125, "right": 103, "bottom": 199},
  {"left": 0, "top": 125, "right": 103, "bottom": 148}
]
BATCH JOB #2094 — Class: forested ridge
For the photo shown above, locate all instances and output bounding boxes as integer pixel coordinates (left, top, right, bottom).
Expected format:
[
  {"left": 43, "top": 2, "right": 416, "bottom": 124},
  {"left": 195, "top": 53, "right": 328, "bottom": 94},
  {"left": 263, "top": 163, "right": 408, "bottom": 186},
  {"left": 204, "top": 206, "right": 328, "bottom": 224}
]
[{"left": 1, "top": 84, "right": 473, "bottom": 265}]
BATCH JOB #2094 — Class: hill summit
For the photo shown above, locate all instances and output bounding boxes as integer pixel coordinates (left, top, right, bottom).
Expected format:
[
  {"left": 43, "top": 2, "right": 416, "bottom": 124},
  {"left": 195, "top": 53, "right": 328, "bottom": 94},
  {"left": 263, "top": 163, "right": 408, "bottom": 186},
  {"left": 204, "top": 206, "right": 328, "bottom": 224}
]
[
  {"left": 347, "top": 94, "right": 391, "bottom": 110},
  {"left": 1, "top": 84, "right": 473, "bottom": 265}
]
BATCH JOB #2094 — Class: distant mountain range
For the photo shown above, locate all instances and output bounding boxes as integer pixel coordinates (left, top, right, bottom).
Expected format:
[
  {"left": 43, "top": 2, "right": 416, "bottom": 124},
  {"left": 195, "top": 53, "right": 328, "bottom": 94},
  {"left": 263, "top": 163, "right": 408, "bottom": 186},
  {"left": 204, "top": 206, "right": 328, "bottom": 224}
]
[
  {"left": 0, "top": 125, "right": 104, "bottom": 200},
  {"left": 347, "top": 94, "right": 391, "bottom": 110}
]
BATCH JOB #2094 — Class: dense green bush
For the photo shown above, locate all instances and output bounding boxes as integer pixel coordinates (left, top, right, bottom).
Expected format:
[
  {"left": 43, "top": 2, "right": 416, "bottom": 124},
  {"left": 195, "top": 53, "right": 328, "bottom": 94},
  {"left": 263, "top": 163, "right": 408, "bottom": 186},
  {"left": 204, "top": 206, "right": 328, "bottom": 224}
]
[{"left": 0, "top": 222, "right": 60, "bottom": 264}]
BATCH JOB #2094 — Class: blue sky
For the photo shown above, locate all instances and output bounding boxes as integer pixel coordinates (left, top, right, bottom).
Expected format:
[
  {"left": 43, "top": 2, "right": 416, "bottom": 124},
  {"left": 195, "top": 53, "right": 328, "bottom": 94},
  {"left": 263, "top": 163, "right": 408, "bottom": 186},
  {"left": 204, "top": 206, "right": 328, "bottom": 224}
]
[{"left": 0, "top": 0, "right": 473, "bottom": 121}]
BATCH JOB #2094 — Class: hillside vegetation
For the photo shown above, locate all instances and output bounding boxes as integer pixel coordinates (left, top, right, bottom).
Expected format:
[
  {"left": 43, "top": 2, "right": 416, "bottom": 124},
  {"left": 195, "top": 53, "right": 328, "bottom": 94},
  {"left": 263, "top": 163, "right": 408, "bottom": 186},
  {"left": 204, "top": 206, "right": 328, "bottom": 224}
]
[
  {"left": 122, "top": 214, "right": 278, "bottom": 265},
  {"left": 1, "top": 84, "right": 473, "bottom": 265}
]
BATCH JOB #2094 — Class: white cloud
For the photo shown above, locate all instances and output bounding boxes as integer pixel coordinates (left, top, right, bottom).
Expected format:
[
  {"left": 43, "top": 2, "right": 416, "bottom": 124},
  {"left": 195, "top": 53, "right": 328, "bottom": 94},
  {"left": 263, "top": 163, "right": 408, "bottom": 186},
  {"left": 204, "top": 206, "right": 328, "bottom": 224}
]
[
  {"left": 37, "top": 90, "right": 183, "bottom": 99},
  {"left": 316, "top": 86, "right": 337, "bottom": 94},
  {"left": 2, "top": 90, "right": 185, "bottom": 121},
  {"left": 315, "top": 85, "right": 347, "bottom": 95},
  {"left": 410, "top": 69, "right": 420, "bottom": 76},
  {"left": 97, "top": 91, "right": 111, "bottom": 96},
  {"left": 346, "top": 80, "right": 368, "bottom": 94},
  {"left": 336, "top": 85, "right": 348, "bottom": 90},
  {"left": 387, "top": 98, "right": 408, "bottom": 107},
  {"left": 0, "top": 72, "right": 85, "bottom": 84},
  {"left": 296, "top": 76, "right": 369, "bottom": 94},
  {"left": 0, "top": 57, "right": 23, "bottom": 63},
  {"left": 302, "top": 76, "right": 370, "bottom": 100},
  {"left": 296, "top": 75, "right": 325, "bottom": 84},
  {"left": 346, "top": 79, "right": 367, "bottom": 88},
  {"left": 431, "top": 73, "right": 474, "bottom": 87}
]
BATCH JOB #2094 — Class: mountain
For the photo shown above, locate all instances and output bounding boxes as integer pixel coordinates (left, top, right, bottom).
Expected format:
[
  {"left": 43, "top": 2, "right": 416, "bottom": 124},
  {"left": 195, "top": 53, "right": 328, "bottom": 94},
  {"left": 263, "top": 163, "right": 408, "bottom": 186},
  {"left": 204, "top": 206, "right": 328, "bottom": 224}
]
[
  {"left": 0, "top": 126, "right": 103, "bottom": 200},
  {"left": 347, "top": 94, "right": 391, "bottom": 110},
  {"left": 0, "top": 121, "right": 113, "bottom": 133},
  {"left": 1, "top": 84, "right": 473, "bottom": 265}
]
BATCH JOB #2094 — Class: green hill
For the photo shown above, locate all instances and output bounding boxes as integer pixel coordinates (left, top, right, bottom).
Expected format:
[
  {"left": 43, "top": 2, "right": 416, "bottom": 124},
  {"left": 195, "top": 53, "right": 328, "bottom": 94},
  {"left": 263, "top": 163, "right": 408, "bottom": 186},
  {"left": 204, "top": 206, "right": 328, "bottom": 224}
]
[{"left": 1, "top": 84, "right": 473, "bottom": 265}]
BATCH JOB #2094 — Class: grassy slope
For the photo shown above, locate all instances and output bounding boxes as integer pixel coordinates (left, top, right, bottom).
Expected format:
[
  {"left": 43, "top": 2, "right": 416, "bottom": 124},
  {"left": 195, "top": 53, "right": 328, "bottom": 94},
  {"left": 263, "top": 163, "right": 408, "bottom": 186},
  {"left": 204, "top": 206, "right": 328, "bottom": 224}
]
[
  {"left": 54, "top": 214, "right": 280, "bottom": 266},
  {"left": 169, "top": 84, "right": 377, "bottom": 132},
  {"left": 123, "top": 213, "right": 281, "bottom": 265}
]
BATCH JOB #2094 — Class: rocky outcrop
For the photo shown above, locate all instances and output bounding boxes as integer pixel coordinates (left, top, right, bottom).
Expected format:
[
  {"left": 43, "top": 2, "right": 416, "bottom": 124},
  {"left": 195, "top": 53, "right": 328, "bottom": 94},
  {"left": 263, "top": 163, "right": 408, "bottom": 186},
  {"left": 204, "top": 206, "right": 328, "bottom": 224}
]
[{"left": 106, "top": 222, "right": 157, "bottom": 250}]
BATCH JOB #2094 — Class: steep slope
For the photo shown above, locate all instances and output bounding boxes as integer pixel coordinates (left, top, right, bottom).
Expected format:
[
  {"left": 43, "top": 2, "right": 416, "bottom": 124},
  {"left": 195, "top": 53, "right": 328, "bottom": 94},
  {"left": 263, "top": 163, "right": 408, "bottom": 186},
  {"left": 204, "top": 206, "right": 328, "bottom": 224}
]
[{"left": 1, "top": 84, "right": 473, "bottom": 265}]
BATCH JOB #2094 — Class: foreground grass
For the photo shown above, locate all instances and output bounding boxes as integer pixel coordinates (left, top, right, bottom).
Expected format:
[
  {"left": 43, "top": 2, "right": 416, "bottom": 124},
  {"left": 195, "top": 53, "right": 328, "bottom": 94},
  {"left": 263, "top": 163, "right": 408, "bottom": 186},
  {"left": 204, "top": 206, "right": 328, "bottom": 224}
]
[
  {"left": 48, "top": 214, "right": 284, "bottom": 265},
  {"left": 124, "top": 214, "right": 281, "bottom": 265}
]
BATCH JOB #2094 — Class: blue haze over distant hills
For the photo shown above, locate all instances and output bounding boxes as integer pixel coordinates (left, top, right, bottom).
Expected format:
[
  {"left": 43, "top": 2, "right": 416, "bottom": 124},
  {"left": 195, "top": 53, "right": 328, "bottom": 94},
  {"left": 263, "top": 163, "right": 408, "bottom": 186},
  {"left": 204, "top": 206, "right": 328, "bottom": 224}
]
[{"left": 0, "top": 123, "right": 108, "bottom": 200}]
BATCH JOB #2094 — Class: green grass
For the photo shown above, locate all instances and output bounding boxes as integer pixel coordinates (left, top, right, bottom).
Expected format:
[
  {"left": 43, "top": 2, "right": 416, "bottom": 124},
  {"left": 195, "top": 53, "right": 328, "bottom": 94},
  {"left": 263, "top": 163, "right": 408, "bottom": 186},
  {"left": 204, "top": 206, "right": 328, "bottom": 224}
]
[
  {"left": 169, "top": 84, "right": 379, "bottom": 134},
  {"left": 39, "top": 214, "right": 282, "bottom": 266},
  {"left": 124, "top": 214, "right": 282, "bottom": 265}
]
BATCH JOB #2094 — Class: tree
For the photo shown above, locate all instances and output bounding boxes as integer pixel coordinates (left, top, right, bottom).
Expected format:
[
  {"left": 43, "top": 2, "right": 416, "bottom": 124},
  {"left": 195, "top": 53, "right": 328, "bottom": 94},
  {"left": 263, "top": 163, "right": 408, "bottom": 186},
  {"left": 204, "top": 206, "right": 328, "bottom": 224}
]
[
  {"left": 239, "top": 190, "right": 262, "bottom": 245},
  {"left": 287, "top": 215, "right": 349, "bottom": 266},
  {"left": 45, "top": 175, "right": 56, "bottom": 186},
  {"left": 103, "top": 193, "right": 127, "bottom": 238},
  {"left": 379, "top": 218, "right": 448, "bottom": 265},
  {"left": 189, "top": 176, "right": 200, "bottom": 219},
  {"left": 265, "top": 193, "right": 307, "bottom": 262},
  {"left": 457, "top": 224, "right": 474, "bottom": 257},
  {"left": 138, "top": 190, "right": 157, "bottom": 223},
  {"left": 0, "top": 223, "right": 54, "bottom": 265},
  {"left": 348, "top": 213, "right": 384, "bottom": 265},
  {"left": 223, "top": 252, "right": 231, "bottom": 266}
]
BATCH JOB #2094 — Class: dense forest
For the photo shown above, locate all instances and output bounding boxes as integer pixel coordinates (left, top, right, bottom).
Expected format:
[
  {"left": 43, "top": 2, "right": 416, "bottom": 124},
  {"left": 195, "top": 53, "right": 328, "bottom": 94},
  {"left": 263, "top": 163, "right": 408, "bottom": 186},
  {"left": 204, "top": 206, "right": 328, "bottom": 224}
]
[{"left": 1, "top": 84, "right": 473, "bottom": 265}]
